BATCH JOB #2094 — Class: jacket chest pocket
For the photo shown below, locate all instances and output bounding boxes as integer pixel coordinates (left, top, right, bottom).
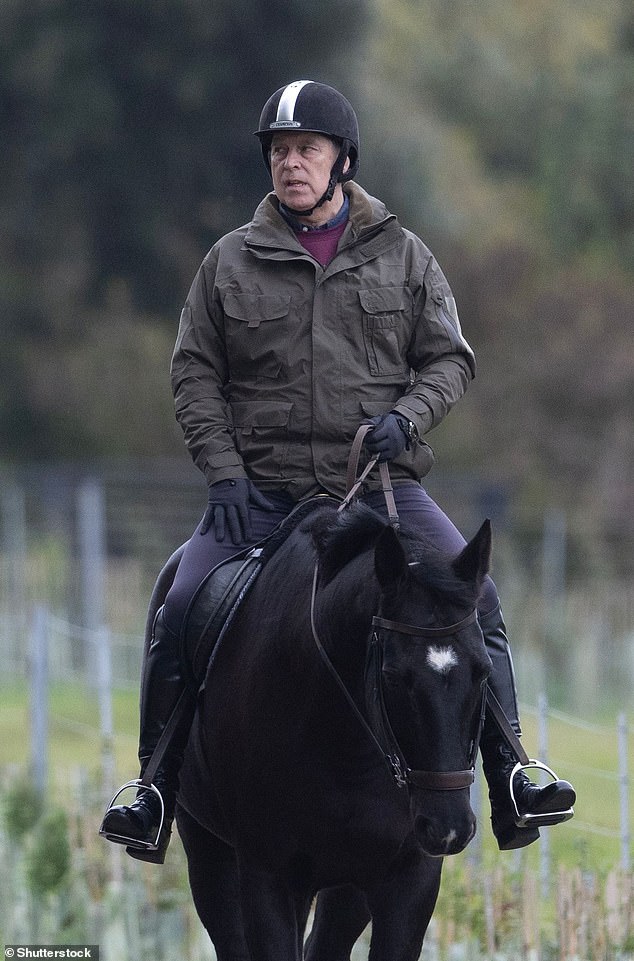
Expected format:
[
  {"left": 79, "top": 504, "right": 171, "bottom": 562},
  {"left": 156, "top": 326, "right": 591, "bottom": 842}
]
[
  {"left": 223, "top": 292, "right": 291, "bottom": 379},
  {"left": 358, "top": 287, "right": 412, "bottom": 376}
]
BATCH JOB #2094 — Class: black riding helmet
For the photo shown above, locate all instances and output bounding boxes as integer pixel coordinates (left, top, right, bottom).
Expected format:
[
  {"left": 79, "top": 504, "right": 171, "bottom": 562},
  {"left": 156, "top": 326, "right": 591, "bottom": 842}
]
[{"left": 255, "top": 80, "right": 360, "bottom": 216}]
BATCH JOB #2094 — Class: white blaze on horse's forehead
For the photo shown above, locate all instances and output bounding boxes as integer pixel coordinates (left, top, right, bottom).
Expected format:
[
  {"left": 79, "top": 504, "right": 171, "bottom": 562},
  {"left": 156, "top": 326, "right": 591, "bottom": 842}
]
[{"left": 426, "top": 646, "right": 458, "bottom": 675}]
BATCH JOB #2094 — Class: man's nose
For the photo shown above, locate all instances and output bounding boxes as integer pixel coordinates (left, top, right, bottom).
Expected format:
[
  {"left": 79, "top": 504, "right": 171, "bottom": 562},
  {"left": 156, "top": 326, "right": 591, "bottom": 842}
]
[{"left": 283, "top": 149, "right": 301, "bottom": 167}]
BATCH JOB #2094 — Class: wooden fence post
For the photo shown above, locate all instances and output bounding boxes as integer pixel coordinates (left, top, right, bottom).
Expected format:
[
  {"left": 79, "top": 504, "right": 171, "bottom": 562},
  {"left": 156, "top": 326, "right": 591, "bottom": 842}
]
[
  {"left": 538, "top": 691, "right": 551, "bottom": 897},
  {"left": 77, "top": 476, "right": 106, "bottom": 675},
  {"left": 617, "top": 713, "right": 630, "bottom": 872},
  {"left": 1, "top": 482, "right": 27, "bottom": 609},
  {"left": 30, "top": 603, "right": 49, "bottom": 796},
  {"left": 94, "top": 615, "right": 123, "bottom": 887}
]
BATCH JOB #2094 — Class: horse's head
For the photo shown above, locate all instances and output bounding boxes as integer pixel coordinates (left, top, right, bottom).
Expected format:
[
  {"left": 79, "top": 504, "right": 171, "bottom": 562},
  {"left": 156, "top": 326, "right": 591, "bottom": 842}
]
[
  {"left": 311, "top": 504, "right": 492, "bottom": 857},
  {"left": 370, "top": 518, "right": 493, "bottom": 857}
]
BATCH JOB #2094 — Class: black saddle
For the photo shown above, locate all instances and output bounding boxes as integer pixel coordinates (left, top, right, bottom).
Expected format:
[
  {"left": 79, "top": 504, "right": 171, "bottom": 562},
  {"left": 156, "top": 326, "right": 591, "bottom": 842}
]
[{"left": 181, "top": 494, "right": 339, "bottom": 691}]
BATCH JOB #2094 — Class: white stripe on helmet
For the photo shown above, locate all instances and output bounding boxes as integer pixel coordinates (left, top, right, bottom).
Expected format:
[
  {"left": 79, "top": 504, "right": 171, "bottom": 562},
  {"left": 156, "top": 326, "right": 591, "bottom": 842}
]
[{"left": 270, "top": 80, "right": 314, "bottom": 129}]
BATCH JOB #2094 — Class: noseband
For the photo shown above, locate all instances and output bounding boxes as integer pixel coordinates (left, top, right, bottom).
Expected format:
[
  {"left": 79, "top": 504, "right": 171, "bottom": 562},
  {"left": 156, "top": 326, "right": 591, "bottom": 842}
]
[{"left": 310, "top": 563, "right": 483, "bottom": 792}]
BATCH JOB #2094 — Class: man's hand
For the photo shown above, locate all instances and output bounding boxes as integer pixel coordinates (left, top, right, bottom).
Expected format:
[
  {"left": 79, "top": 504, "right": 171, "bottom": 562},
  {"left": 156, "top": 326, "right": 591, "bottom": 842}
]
[
  {"left": 363, "top": 413, "right": 411, "bottom": 462},
  {"left": 201, "top": 479, "right": 275, "bottom": 544}
]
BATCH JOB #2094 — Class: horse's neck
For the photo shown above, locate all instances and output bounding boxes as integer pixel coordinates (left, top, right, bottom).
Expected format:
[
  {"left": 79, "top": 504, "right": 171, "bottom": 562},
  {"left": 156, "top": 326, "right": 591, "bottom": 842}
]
[{"left": 313, "top": 567, "right": 376, "bottom": 672}]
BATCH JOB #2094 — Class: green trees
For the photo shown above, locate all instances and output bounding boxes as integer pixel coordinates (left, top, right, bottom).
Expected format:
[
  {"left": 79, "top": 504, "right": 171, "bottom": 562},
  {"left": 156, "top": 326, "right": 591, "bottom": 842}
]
[
  {"left": 1, "top": 0, "right": 631, "bottom": 540},
  {"left": 0, "top": 0, "right": 369, "bottom": 459},
  {"left": 358, "top": 0, "right": 633, "bottom": 541},
  {"left": 362, "top": 0, "right": 632, "bottom": 264}
]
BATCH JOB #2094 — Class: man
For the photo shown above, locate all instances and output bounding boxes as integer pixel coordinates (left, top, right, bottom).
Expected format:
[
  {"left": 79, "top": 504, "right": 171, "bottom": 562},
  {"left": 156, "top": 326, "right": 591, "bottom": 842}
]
[{"left": 101, "top": 80, "right": 575, "bottom": 863}]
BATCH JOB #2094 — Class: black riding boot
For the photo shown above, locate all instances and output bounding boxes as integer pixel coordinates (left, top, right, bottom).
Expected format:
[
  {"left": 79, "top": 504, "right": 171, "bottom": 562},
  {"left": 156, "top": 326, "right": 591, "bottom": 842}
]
[
  {"left": 100, "top": 607, "right": 194, "bottom": 863},
  {"left": 479, "top": 603, "right": 575, "bottom": 850}
]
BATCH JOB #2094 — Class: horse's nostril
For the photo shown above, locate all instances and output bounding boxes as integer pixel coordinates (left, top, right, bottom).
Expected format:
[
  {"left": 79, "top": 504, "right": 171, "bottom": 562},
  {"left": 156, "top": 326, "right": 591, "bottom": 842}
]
[
  {"left": 415, "top": 813, "right": 476, "bottom": 856},
  {"left": 414, "top": 814, "right": 432, "bottom": 837}
]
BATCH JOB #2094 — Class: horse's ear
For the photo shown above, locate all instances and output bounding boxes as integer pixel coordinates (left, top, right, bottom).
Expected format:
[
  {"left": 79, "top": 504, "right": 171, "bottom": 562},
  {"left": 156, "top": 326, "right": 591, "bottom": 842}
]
[
  {"left": 374, "top": 525, "right": 408, "bottom": 589},
  {"left": 452, "top": 520, "right": 492, "bottom": 585}
]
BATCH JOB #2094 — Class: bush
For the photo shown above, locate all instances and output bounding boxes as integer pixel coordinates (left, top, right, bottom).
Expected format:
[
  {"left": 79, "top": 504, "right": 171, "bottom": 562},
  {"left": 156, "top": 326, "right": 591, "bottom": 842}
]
[
  {"left": 25, "top": 807, "right": 71, "bottom": 898},
  {"left": 2, "top": 776, "right": 44, "bottom": 843}
]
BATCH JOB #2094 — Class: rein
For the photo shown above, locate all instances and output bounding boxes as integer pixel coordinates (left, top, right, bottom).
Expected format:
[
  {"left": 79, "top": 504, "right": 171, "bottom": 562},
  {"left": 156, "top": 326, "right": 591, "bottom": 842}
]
[
  {"left": 309, "top": 428, "right": 480, "bottom": 792},
  {"left": 338, "top": 423, "right": 399, "bottom": 528}
]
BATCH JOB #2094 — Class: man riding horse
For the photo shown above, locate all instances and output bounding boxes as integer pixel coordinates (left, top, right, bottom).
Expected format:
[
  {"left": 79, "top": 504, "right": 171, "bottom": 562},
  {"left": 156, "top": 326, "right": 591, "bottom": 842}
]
[{"left": 101, "top": 80, "right": 575, "bottom": 863}]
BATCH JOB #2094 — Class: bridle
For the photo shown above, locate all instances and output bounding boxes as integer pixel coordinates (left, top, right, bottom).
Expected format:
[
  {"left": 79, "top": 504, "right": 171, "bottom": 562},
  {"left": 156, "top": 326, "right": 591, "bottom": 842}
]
[
  {"left": 367, "top": 609, "right": 484, "bottom": 790},
  {"left": 308, "top": 426, "right": 486, "bottom": 791},
  {"left": 309, "top": 563, "right": 484, "bottom": 793}
]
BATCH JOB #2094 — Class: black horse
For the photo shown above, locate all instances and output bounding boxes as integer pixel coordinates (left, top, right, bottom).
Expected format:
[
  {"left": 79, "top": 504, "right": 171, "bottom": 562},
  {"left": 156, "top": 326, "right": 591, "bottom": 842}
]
[{"left": 173, "top": 500, "right": 492, "bottom": 960}]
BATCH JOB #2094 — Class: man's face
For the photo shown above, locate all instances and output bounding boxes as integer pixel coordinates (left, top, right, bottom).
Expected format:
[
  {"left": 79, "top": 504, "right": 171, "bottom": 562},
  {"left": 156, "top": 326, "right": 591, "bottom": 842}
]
[{"left": 269, "top": 132, "right": 340, "bottom": 212}]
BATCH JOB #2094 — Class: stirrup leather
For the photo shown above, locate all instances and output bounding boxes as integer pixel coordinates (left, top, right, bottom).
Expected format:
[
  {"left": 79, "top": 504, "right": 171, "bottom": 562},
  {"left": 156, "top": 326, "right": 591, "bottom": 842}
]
[
  {"left": 99, "top": 779, "right": 165, "bottom": 851},
  {"left": 509, "top": 760, "right": 574, "bottom": 828}
]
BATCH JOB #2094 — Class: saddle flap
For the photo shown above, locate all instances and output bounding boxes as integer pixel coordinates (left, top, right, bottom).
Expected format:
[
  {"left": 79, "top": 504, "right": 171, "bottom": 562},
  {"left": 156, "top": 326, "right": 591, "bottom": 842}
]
[{"left": 183, "top": 552, "right": 263, "bottom": 688}]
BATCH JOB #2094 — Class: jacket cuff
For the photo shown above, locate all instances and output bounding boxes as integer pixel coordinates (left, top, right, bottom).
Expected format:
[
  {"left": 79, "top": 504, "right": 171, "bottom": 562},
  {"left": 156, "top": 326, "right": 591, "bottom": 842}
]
[
  {"left": 392, "top": 403, "right": 434, "bottom": 439},
  {"left": 196, "top": 446, "right": 247, "bottom": 487},
  {"left": 202, "top": 464, "right": 248, "bottom": 487}
]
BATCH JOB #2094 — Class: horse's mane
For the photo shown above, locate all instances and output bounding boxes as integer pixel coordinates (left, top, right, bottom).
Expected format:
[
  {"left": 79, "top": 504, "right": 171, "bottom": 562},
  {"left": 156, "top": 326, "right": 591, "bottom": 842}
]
[
  {"left": 306, "top": 502, "right": 480, "bottom": 608},
  {"left": 305, "top": 502, "right": 386, "bottom": 584}
]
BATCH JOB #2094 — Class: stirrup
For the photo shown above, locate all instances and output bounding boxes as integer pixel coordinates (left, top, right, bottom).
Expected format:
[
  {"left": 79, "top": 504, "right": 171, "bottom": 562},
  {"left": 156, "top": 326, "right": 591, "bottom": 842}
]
[
  {"left": 99, "top": 779, "right": 165, "bottom": 851},
  {"left": 509, "top": 760, "right": 574, "bottom": 828}
]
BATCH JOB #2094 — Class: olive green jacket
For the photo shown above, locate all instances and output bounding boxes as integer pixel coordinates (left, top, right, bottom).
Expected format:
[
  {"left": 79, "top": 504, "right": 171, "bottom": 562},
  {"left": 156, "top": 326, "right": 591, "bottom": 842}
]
[{"left": 171, "top": 182, "right": 475, "bottom": 500}]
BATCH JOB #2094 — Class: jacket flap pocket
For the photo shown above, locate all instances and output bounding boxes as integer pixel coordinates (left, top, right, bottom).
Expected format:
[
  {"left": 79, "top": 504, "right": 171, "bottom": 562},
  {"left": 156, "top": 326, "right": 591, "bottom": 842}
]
[
  {"left": 231, "top": 402, "right": 293, "bottom": 429},
  {"left": 358, "top": 287, "right": 410, "bottom": 315},
  {"left": 224, "top": 293, "right": 290, "bottom": 327},
  {"left": 360, "top": 401, "right": 391, "bottom": 418}
]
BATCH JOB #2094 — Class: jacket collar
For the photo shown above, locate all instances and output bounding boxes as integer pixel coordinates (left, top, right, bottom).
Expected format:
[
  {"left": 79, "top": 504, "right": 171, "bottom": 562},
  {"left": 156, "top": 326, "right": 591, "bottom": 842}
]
[{"left": 243, "top": 182, "right": 398, "bottom": 257}]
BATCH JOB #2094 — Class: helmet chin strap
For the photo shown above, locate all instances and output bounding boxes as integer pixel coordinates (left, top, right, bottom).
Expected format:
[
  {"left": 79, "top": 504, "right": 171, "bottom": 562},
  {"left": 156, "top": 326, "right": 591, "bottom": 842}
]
[
  {"left": 281, "top": 185, "right": 333, "bottom": 219},
  {"left": 280, "top": 142, "right": 349, "bottom": 219}
]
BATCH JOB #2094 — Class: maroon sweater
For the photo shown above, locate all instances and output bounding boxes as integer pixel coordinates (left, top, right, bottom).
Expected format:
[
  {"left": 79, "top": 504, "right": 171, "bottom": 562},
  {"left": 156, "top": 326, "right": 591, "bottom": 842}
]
[
  {"left": 295, "top": 219, "right": 348, "bottom": 266},
  {"left": 280, "top": 196, "right": 350, "bottom": 266}
]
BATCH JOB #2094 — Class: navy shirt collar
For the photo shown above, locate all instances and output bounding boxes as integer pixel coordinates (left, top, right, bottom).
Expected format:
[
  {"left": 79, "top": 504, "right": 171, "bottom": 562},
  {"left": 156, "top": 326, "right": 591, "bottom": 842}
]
[{"left": 279, "top": 194, "right": 350, "bottom": 233}]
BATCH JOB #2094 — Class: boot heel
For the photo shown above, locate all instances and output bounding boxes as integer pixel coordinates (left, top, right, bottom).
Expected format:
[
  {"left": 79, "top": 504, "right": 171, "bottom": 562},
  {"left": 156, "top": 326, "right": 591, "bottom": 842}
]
[{"left": 126, "top": 823, "right": 172, "bottom": 864}]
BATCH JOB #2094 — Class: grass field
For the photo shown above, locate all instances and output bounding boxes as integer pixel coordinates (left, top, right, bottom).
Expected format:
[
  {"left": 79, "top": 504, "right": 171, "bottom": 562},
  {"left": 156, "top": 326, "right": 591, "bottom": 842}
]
[
  {"left": 1, "top": 679, "right": 632, "bottom": 960},
  {"left": 0, "top": 680, "right": 631, "bottom": 874}
]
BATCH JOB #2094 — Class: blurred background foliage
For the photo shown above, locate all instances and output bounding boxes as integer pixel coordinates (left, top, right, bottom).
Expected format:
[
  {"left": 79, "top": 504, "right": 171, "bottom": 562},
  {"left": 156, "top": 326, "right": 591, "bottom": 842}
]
[
  {"left": 0, "top": 0, "right": 632, "bottom": 562},
  {"left": 0, "top": 9, "right": 632, "bottom": 942}
]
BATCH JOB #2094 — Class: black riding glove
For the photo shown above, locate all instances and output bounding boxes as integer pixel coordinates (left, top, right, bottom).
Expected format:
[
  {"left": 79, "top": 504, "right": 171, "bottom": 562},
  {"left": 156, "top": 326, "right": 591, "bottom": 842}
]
[
  {"left": 200, "top": 479, "right": 275, "bottom": 544},
  {"left": 363, "top": 413, "right": 411, "bottom": 463}
]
